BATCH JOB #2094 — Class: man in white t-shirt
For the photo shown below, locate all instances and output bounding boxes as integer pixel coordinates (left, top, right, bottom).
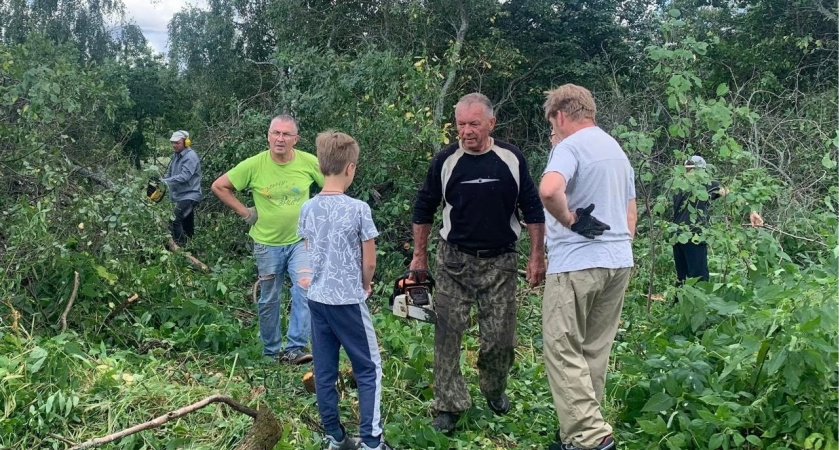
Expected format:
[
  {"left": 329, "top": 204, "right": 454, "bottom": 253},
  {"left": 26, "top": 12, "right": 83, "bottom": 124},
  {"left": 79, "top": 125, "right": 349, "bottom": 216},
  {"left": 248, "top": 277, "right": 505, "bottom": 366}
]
[{"left": 539, "top": 84, "right": 636, "bottom": 450}]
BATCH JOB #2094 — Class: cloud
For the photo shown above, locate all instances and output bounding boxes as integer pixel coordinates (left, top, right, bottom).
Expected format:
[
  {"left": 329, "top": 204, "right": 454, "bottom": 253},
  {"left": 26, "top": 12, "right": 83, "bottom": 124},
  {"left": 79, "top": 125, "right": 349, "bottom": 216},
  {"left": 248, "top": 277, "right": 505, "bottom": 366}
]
[{"left": 122, "top": 0, "right": 207, "bottom": 55}]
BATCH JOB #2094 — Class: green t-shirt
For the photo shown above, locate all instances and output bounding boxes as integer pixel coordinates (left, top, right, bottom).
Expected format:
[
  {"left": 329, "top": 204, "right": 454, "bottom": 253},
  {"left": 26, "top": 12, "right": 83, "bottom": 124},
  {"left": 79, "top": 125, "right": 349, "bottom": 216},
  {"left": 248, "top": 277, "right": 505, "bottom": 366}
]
[{"left": 227, "top": 150, "right": 324, "bottom": 245}]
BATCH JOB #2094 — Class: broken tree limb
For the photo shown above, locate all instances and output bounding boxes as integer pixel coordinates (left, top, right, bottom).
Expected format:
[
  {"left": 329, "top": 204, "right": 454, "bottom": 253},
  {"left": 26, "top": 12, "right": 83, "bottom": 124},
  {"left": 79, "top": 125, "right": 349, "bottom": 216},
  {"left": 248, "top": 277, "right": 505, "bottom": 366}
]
[
  {"left": 252, "top": 279, "right": 259, "bottom": 303},
  {"left": 234, "top": 404, "right": 282, "bottom": 450},
  {"left": 166, "top": 238, "right": 209, "bottom": 272},
  {"left": 59, "top": 271, "right": 80, "bottom": 333},
  {"left": 103, "top": 293, "right": 139, "bottom": 325},
  {"left": 69, "top": 163, "right": 116, "bottom": 190},
  {"left": 67, "top": 395, "right": 280, "bottom": 450}
]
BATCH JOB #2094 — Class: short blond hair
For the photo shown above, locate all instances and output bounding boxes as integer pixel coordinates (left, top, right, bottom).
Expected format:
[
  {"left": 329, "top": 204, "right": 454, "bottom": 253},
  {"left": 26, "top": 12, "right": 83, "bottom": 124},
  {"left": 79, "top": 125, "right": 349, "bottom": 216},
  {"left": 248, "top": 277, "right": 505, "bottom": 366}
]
[
  {"left": 543, "top": 84, "right": 597, "bottom": 122},
  {"left": 315, "top": 130, "right": 359, "bottom": 175}
]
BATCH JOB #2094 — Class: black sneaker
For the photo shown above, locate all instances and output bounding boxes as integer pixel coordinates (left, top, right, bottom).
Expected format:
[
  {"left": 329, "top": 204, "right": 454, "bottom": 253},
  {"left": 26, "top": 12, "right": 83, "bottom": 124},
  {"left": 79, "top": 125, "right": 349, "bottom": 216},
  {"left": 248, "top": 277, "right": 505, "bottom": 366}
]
[
  {"left": 279, "top": 349, "right": 313, "bottom": 365},
  {"left": 555, "top": 435, "right": 616, "bottom": 450},
  {"left": 430, "top": 412, "right": 459, "bottom": 434},
  {"left": 487, "top": 393, "right": 510, "bottom": 415}
]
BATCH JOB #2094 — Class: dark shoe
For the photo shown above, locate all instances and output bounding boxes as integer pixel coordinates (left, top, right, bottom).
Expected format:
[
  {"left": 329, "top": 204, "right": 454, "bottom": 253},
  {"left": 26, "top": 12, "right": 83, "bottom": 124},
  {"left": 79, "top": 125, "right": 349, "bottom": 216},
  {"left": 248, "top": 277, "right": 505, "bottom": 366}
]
[
  {"left": 430, "top": 412, "right": 460, "bottom": 434},
  {"left": 323, "top": 425, "right": 361, "bottom": 450},
  {"left": 280, "top": 349, "right": 313, "bottom": 365},
  {"left": 487, "top": 393, "right": 510, "bottom": 415},
  {"left": 554, "top": 435, "right": 616, "bottom": 450}
]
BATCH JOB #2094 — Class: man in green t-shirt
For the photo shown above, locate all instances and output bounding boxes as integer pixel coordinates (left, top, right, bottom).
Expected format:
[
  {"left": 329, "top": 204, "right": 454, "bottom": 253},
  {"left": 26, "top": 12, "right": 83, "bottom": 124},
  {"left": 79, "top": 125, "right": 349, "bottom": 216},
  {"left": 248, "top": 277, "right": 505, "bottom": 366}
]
[{"left": 212, "top": 115, "right": 324, "bottom": 364}]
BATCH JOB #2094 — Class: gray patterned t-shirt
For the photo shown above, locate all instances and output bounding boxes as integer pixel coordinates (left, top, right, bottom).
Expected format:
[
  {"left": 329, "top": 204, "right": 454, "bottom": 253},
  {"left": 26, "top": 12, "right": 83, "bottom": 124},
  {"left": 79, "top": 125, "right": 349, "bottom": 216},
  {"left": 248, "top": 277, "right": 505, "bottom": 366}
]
[{"left": 298, "top": 194, "right": 379, "bottom": 305}]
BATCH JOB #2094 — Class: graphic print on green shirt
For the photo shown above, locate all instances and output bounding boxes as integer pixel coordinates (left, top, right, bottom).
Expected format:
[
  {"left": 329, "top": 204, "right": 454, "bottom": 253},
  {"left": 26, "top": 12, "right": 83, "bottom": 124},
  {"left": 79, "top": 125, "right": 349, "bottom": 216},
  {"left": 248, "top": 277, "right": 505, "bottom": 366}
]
[{"left": 226, "top": 150, "right": 324, "bottom": 245}]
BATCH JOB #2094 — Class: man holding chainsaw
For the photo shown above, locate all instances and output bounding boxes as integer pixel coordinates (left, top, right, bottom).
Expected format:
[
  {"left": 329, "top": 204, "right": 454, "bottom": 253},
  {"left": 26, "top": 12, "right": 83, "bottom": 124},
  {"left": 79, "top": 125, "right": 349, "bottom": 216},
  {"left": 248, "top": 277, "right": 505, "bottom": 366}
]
[
  {"left": 410, "top": 93, "right": 546, "bottom": 434},
  {"left": 161, "top": 130, "right": 202, "bottom": 247},
  {"left": 211, "top": 115, "right": 323, "bottom": 365},
  {"left": 539, "top": 84, "right": 635, "bottom": 450}
]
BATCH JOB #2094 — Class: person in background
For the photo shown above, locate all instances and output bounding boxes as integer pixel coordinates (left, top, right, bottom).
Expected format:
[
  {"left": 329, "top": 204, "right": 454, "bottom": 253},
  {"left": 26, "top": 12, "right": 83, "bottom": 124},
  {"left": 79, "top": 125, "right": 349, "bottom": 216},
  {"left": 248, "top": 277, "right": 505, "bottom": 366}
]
[
  {"left": 410, "top": 92, "right": 546, "bottom": 434},
  {"left": 211, "top": 115, "right": 323, "bottom": 365},
  {"left": 298, "top": 131, "right": 393, "bottom": 450},
  {"left": 161, "top": 130, "right": 202, "bottom": 247},
  {"left": 671, "top": 155, "right": 764, "bottom": 284}
]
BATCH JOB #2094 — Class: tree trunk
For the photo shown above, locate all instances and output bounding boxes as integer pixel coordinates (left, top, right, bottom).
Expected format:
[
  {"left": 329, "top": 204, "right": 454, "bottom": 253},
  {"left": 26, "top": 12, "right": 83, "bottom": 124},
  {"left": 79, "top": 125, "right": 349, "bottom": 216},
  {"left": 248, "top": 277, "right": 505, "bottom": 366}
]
[
  {"left": 234, "top": 404, "right": 282, "bottom": 450},
  {"left": 434, "top": 0, "right": 468, "bottom": 127}
]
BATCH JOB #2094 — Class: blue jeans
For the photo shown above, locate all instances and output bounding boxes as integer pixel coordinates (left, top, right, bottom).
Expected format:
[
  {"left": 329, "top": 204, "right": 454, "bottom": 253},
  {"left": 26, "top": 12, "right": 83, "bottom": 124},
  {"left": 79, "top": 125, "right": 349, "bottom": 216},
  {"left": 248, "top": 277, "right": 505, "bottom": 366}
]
[{"left": 254, "top": 241, "right": 312, "bottom": 356}]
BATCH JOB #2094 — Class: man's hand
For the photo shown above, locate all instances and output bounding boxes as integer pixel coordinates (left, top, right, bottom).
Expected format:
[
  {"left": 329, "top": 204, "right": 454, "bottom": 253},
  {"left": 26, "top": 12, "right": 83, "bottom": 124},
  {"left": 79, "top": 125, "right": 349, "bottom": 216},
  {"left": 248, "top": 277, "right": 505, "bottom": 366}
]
[
  {"left": 408, "top": 255, "right": 429, "bottom": 282},
  {"left": 570, "top": 203, "right": 611, "bottom": 239},
  {"left": 749, "top": 211, "right": 764, "bottom": 227},
  {"left": 408, "top": 255, "right": 429, "bottom": 271},
  {"left": 526, "top": 253, "right": 546, "bottom": 287},
  {"left": 243, "top": 207, "right": 258, "bottom": 226},
  {"left": 364, "top": 283, "right": 373, "bottom": 298}
]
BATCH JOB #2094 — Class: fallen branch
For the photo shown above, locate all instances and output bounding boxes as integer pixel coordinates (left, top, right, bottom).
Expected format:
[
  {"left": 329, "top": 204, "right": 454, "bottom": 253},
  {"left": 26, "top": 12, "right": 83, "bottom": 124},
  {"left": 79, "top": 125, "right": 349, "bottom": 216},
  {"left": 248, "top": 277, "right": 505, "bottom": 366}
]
[
  {"left": 59, "top": 271, "right": 80, "bottom": 333},
  {"left": 252, "top": 279, "right": 259, "bottom": 303},
  {"left": 755, "top": 224, "right": 828, "bottom": 248},
  {"left": 167, "top": 238, "right": 209, "bottom": 272},
  {"left": 68, "top": 395, "right": 280, "bottom": 450},
  {"left": 103, "top": 293, "right": 139, "bottom": 325},
  {"left": 49, "top": 433, "right": 78, "bottom": 446},
  {"left": 69, "top": 163, "right": 115, "bottom": 190}
]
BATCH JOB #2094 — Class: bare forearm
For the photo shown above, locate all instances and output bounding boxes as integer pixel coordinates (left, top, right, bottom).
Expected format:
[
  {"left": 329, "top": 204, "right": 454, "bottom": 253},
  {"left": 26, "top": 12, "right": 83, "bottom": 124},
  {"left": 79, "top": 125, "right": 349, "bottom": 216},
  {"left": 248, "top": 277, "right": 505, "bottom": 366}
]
[
  {"left": 412, "top": 223, "right": 431, "bottom": 259},
  {"left": 211, "top": 182, "right": 248, "bottom": 217},
  {"left": 627, "top": 199, "right": 637, "bottom": 239},
  {"left": 526, "top": 223, "right": 545, "bottom": 255},
  {"left": 543, "top": 193, "right": 574, "bottom": 228},
  {"left": 362, "top": 240, "right": 376, "bottom": 287},
  {"left": 362, "top": 262, "right": 376, "bottom": 287}
]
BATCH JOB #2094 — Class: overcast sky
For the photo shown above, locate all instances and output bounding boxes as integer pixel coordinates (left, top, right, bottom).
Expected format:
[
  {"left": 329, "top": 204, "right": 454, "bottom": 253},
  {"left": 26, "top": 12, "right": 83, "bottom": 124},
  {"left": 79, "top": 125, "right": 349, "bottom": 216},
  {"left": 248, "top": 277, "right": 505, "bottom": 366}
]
[{"left": 122, "top": 0, "right": 207, "bottom": 55}]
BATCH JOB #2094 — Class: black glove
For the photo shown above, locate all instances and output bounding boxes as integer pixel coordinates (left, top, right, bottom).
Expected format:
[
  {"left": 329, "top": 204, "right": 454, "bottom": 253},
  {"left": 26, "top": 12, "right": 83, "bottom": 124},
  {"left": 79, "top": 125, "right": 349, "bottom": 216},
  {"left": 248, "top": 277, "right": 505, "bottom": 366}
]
[{"left": 570, "top": 203, "right": 610, "bottom": 239}]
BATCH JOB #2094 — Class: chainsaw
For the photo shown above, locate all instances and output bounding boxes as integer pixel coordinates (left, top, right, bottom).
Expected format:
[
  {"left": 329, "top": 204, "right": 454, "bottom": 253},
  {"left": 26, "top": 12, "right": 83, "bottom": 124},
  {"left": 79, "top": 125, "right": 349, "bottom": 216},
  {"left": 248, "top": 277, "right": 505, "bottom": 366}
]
[
  {"left": 146, "top": 178, "right": 165, "bottom": 203},
  {"left": 389, "top": 270, "right": 436, "bottom": 323}
]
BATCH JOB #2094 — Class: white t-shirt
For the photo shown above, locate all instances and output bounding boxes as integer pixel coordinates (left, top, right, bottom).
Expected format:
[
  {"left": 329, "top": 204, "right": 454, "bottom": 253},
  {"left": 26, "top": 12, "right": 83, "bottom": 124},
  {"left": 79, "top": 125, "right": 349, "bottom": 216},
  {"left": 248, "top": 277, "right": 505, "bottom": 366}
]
[{"left": 543, "top": 126, "right": 635, "bottom": 273}]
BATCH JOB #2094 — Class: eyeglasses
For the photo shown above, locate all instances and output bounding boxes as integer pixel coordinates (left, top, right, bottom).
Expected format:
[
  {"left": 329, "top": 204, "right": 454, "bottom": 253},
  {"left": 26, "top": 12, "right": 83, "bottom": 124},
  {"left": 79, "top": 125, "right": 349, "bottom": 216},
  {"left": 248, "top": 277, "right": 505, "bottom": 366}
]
[{"left": 269, "top": 131, "right": 298, "bottom": 139}]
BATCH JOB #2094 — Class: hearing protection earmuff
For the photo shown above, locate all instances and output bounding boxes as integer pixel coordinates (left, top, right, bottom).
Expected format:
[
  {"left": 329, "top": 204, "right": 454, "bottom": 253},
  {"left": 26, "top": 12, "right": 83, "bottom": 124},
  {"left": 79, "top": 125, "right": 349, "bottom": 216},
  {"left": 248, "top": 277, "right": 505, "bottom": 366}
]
[{"left": 184, "top": 137, "right": 192, "bottom": 147}]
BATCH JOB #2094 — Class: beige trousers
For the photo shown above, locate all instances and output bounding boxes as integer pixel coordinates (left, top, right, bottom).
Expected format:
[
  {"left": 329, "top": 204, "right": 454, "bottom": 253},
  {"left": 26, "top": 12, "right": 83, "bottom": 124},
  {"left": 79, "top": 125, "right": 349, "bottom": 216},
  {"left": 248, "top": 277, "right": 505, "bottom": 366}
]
[{"left": 542, "top": 267, "right": 632, "bottom": 448}]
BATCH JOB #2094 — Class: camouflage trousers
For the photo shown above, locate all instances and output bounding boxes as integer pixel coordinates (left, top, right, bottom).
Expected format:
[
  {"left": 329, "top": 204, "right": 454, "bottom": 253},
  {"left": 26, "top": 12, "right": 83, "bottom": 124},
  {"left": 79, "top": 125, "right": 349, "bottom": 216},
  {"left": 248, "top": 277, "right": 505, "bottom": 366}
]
[{"left": 432, "top": 240, "right": 518, "bottom": 413}]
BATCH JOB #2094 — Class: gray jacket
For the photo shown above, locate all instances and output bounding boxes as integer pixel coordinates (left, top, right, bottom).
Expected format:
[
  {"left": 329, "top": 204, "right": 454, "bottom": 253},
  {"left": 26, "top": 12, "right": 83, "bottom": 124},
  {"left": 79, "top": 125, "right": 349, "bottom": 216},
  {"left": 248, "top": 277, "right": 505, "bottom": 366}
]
[{"left": 162, "top": 147, "right": 202, "bottom": 202}]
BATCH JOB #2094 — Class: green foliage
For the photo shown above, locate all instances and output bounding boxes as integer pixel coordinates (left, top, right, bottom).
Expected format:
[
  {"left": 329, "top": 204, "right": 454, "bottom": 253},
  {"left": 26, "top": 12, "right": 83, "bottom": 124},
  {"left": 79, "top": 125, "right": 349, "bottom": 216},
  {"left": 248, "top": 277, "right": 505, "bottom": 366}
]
[
  {"left": 0, "top": 1, "right": 836, "bottom": 449},
  {"left": 613, "top": 260, "right": 838, "bottom": 450}
]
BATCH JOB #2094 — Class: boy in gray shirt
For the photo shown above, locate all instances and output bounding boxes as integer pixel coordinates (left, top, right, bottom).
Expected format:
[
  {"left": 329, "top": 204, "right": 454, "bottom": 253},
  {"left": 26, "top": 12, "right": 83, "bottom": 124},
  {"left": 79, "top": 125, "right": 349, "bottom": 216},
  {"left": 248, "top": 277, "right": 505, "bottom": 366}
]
[{"left": 297, "top": 131, "right": 392, "bottom": 450}]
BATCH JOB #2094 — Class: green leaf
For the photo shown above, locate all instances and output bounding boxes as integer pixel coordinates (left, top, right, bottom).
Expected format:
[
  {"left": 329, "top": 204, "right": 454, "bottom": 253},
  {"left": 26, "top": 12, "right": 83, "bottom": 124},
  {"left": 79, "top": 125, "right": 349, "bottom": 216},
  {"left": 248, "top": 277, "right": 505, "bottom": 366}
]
[
  {"left": 821, "top": 152, "right": 837, "bottom": 169},
  {"left": 669, "top": 8, "right": 681, "bottom": 18},
  {"left": 641, "top": 392, "right": 676, "bottom": 412},
  {"left": 698, "top": 394, "right": 725, "bottom": 406},
  {"left": 746, "top": 435, "right": 762, "bottom": 446},
  {"left": 765, "top": 347, "right": 788, "bottom": 375},
  {"left": 638, "top": 417, "right": 667, "bottom": 435},
  {"left": 716, "top": 84, "right": 729, "bottom": 96},
  {"left": 95, "top": 265, "right": 118, "bottom": 285},
  {"left": 709, "top": 433, "right": 724, "bottom": 449},
  {"left": 27, "top": 346, "right": 48, "bottom": 373}
]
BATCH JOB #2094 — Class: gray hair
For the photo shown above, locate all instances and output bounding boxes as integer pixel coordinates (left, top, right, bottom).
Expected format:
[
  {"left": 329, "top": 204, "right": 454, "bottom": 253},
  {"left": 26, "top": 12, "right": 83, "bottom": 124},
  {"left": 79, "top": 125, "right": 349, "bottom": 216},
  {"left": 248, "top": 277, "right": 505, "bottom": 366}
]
[
  {"left": 455, "top": 93, "right": 494, "bottom": 118},
  {"left": 270, "top": 114, "right": 299, "bottom": 133}
]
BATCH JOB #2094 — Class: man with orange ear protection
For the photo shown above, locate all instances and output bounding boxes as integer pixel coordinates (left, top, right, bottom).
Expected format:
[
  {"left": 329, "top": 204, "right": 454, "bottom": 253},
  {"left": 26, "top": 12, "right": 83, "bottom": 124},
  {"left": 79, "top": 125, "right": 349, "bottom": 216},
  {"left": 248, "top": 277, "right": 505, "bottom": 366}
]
[{"left": 161, "top": 130, "right": 202, "bottom": 246}]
